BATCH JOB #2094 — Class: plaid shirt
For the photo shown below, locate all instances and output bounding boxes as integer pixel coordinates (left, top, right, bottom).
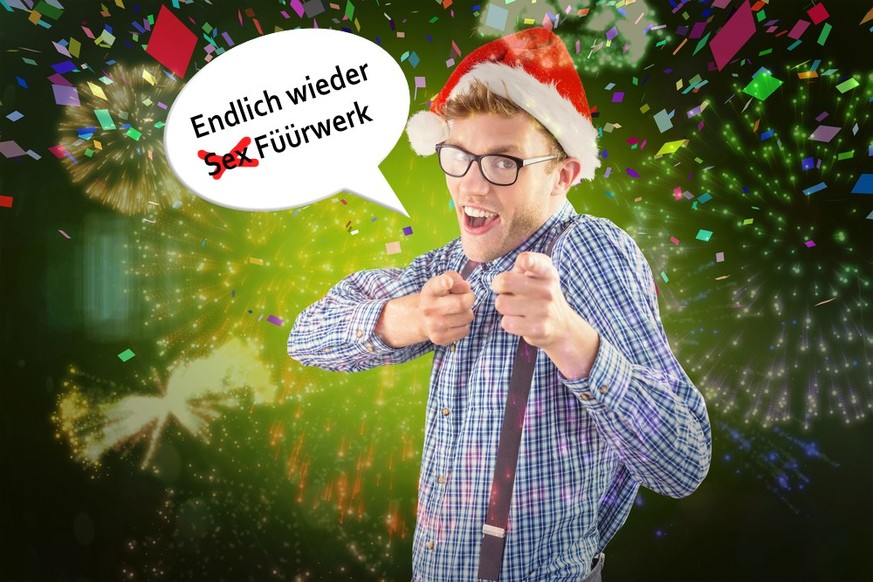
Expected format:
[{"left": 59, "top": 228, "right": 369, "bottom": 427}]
[{"left": 288, "top": 201, "right": 711, "bottom": 581}]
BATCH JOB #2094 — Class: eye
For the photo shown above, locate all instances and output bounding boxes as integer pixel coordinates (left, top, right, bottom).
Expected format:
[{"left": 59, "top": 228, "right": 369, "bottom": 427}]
[{"left": 492, "top": 156, "right": 517, "bottom": 170}]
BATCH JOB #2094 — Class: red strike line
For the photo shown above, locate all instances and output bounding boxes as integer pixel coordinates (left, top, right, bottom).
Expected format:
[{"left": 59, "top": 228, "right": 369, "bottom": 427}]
[{"left": 198, "top": 136, "right": 259, "bottom": 180}]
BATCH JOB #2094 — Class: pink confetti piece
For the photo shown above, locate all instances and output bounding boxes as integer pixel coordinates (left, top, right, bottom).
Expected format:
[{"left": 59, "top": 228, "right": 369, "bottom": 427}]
[
  {"left": 709, "top": 0, "right": 755, "bottom": 71},
  {"left": 58, "top": 229, "right": 71, "bottom": 239},
  {"left": 0, "top": 141, "right": 26, "bottom": 158},
  {"left": 788, "top": 19, "right": 810, "bottom": 39},
  {"left": 267, "top": 314, "right": 284, "bottom": 326},
  {"left": 805, "top": 240, "right": 816, "bottom": 248}
]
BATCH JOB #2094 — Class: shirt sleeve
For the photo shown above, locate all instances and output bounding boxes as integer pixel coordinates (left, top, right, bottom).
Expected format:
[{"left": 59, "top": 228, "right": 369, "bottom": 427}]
[
  {"left": 287, "top": 249, "right": 444, "bottom": 373},
  {"left": 555, "top": 217, "right": 712, "bottom": 499}
]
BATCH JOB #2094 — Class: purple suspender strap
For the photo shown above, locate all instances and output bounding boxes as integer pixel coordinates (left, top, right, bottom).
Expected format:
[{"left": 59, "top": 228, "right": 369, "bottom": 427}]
[{"left": 460, "top": 221, "right": 573, "bottom": 581}]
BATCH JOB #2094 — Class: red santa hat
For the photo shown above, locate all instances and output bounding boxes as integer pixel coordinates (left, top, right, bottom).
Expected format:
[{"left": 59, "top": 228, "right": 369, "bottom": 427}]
[{"left": 406, "top": 27, "right": 600, "bottom": 180}]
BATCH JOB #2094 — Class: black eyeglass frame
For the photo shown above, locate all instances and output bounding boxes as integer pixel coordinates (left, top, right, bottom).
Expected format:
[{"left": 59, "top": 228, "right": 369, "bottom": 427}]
[{"left": 434, "top": 142, "right": 558, "bottom": 186}]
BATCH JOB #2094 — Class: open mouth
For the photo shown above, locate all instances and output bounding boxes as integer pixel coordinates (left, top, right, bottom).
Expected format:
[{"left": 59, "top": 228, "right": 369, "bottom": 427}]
[{"left": 463, "top": 206, "right": 499, "bottom": 230}]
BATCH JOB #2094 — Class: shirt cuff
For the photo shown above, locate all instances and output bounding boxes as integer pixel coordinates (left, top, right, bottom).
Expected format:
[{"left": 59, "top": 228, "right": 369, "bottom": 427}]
[
  {"left": 346, "top": 298, "right": 395, "bottom": 355},
  {"left": 561, "top": 336, "right": 634, "bottom": 411}
]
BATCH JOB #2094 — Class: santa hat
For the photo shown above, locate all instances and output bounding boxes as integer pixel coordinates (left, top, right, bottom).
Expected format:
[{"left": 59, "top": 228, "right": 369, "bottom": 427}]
[{"left": 406, "top": 27, "right": 600, "bottom": 180}]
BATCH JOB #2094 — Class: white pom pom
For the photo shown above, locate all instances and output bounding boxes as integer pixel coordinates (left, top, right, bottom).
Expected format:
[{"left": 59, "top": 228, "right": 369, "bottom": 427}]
[{"left": 405, "top": 111, "right": 449, "bottom": 156}]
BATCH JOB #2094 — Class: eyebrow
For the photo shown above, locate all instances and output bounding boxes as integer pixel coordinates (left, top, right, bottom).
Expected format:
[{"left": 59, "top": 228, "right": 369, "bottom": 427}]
[{"left": 443, "top": 142, "right": 521, "bottom": 156}]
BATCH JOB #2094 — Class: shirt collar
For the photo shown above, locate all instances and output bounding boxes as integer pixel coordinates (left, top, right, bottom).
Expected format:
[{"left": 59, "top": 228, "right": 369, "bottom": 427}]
[{"left": 468, "top": 199, "right": 577, "bottom": 274}]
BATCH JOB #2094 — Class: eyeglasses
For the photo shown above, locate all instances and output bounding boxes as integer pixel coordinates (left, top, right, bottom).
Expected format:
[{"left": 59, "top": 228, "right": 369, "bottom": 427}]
[{"left": 435, "top": 143, "right": 558, "bottom": 186}]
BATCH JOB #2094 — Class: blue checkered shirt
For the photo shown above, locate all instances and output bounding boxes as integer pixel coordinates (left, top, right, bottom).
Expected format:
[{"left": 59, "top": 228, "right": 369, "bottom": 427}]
[{"left": 288, "top": 201, "right": 711, "bottom": 581}]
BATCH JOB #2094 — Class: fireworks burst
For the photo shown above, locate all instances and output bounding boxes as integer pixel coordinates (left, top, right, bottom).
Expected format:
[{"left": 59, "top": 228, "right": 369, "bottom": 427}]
[
  {"left": 53, "top": 339, "right": 273, "bottom": 469},
  {"left": 57, "top": 63, "right": 188, "bottom": 214},
  {"left": 619, "top": 64, "right": 872, "bottom": 428},
  {"left": 130, "top": 194, "right": 415, "bottom": 360}
]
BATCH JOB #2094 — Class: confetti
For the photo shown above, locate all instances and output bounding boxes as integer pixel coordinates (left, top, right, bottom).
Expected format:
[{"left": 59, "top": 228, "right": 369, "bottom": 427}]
[
  {"left": 52, "top": 84, "right": 80, "bottom": 106},
  {"left": 695, "top": 229, "right": 714, "bottom": 242},
  {"left": 0, "top": 141, "right": 27, "bottom": 158},
  {"left": 267, "top": 315, "right": 284, "bottom": 326},
  {"left": 787, "top": 19, "right": 810, "bottom": 39},
  {"left": 145, "top": 5, "right": 198, "bottom": 78},
  {"left": 117, "top": 348, "right": 136, "bottom": 362},
  {"left": 808, "top": 125, "right": 840, "bottom": 143},
  {"left": 802, "top": 182, "right": 827, "bottom": 196},
  {"left": 709, "top": 0, "right": 755, "bottom": 71},
  {"left": 850, "top": 174, "right": 873, "bottom": 195},
  {"left": 742, "top": 71, "right": 784, "bottom": 101},
  {"left": 807, "top": 3, "right": 829, "bottom": 25},
  {"left": 385, "top": 241, "right": 401, "bottom": 255},
  {"left": 0, "top": 195, "right": 13, "bottom": 208}
]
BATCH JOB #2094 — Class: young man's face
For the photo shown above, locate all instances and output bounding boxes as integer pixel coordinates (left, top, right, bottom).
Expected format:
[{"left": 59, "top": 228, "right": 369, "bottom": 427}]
[{"left": 443, "top": 112, "right": 565, "bottom": 263}]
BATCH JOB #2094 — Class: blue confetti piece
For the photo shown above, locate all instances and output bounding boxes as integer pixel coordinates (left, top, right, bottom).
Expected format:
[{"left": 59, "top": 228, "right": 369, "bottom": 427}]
[
  {"left": 802, "top": 182, "right": 827, "bottom": 196},
  {"left": 850, "top": 174, "right": 873, "bottom": 194}
]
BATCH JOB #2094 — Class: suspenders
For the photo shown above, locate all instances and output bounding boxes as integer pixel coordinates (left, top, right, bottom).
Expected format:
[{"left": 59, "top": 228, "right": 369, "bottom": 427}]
[{"left": 459, "top": 220, "right": 574, "bottom": 581}]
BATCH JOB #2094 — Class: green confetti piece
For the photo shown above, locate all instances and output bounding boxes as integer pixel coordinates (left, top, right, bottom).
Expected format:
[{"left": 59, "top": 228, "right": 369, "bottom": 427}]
[
  {"left": 742, "top": 218, "right": 754, "bottom": 225},
  {"left": 85, "top": 148, "right": 95, "bottom": 158},
  {"left": 94, "top": 109, "right": 116, "bottom": 130},
  {"left": 126, "top": 127, "right": 142, "bottom": 141},
  {"left": 755, "top": 9, "right": 766, "bottom": 22},
  {"left": 835, "top": 78, "right": 860, "bottom": 93},
  {"left": 837, "top": 150, "right": 854, "bottom": 160},
  {"left": 692, "top": 32, "right": 710, "bottom": 56},
  {"left": 817, "top": 22, "right": 832, "bottom": 46},
  {"left": 742, "top": 73, "right": 784, "bottom": 101},
  {"left": 660, "top": 271, "right": 669, "bottom": 283},
  {"left": 117, "top": 348, "right": 136, "bottom": 362},
  {"left": 696, "top": 229, "right": 714, "bottom": 242},
  {"left": 34, "top": 0, "right": 63, "bottom": 19},
  {"left": 758, "top": 48, "right": 773, "bottom": 56}
]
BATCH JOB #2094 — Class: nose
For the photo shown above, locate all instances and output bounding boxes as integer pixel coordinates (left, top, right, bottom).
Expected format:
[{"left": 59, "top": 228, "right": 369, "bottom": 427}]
[{"left": 456, "top": 159, "right": 491, "bottom": 197}]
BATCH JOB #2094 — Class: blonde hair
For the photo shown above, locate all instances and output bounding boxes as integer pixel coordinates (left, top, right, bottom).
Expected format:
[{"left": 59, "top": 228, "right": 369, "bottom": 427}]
[{"left": 443, "top": 80, "right": 568, "bottom": 169}]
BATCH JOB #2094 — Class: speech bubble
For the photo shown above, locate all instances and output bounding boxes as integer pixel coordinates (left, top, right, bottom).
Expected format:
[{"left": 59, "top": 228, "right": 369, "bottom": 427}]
[{"left": 165, "top": 28, "right": 410, "bottom": 216}]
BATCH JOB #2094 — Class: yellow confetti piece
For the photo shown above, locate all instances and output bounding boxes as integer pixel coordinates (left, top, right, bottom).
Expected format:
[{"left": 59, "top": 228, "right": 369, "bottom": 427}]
[
  {"left": 93, "top": 140, "right": 103, "bottom": 151},
  {"left": 87, "top": 81, "right": 107, "bottom": 100},
  {"left": 640, "top": 103, "right": 650, "bottom": 114},
  {"left": 655, "top": 139, "right": 688, "bottom": 157},
  {"left": 248, "top": 257, "right": 264, "bottom": 265},
  {"left": 797, "top": 71, "right": 818, "bottom": 80},
  {"left": 69, "top": 38, "right": 81, "bottom": 58},
  {"left": 142, "top": 69, "right": 157, "bottom": 86}
]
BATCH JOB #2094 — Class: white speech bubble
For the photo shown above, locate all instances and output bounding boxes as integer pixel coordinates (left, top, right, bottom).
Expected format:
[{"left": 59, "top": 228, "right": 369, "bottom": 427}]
[{"left": 165, "top": 29, "right": 410, "bottom": 216}]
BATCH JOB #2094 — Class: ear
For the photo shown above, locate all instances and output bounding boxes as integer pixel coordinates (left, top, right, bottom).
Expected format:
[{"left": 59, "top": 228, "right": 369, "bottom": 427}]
[{"left": 551, "top": 157, "right": 584, "bottom": 196}]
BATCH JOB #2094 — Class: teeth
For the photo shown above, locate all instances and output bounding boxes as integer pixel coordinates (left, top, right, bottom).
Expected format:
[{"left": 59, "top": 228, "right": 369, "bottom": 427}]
[{"left": 463, "top": 206, "right": 497, "bottom": 218}]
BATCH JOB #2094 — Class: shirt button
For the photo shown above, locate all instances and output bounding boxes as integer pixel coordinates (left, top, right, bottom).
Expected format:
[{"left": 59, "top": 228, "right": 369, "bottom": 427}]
[
  {"left": 437, "top": 474, "right": 446, "bottom": 484},
  {"left": 441, "top": 407, "right": 450, "bottom": 417},
  {"left": 599, "top": 385, "right": 609, "bottom": 395},
  {"left": 580, "top": 392, "right": 592, "bottom": 401},
  {"left": 450, "top": 344, "right": 456, "bottom": 352},
  {"left": 365, "top": 344, "right": 374, "bottom": 353},
  {"left": 426, "top": 540, "right": 435, "bottom": 550},
  {"left": 356, "top": 329, "right": 364, "bottom": 338}
]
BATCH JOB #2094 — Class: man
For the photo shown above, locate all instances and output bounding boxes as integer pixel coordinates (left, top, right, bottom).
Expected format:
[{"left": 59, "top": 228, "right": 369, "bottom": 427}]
[{"left": 288, "top": 28, "right": 711, "bottom": 582}]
